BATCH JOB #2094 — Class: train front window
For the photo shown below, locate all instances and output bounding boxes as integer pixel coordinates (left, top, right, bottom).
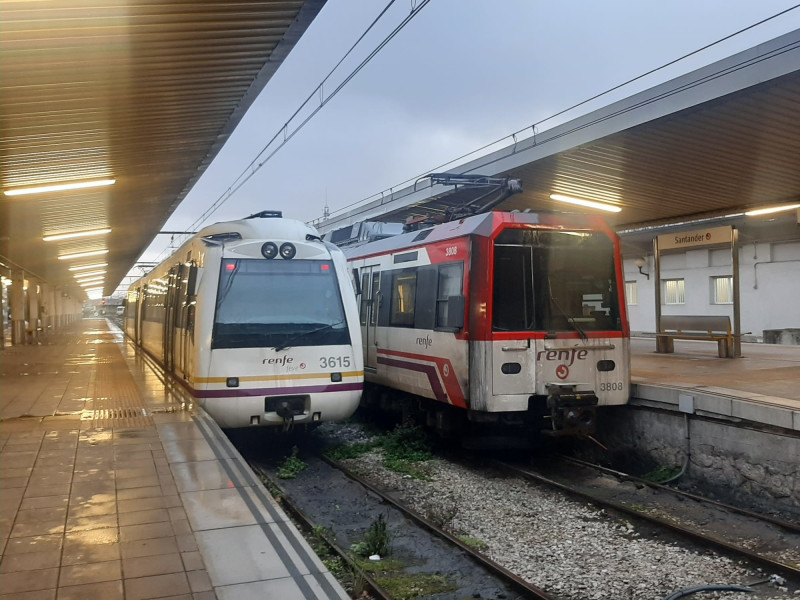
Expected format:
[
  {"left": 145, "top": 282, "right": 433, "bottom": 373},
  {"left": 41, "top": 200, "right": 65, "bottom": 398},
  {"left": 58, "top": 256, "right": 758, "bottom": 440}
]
[
  {"left": 212, "top": 259, "right": 349, "bottom": 349},
  {"left": 492, "top": 229, "right": 622, "bottom": 333}
]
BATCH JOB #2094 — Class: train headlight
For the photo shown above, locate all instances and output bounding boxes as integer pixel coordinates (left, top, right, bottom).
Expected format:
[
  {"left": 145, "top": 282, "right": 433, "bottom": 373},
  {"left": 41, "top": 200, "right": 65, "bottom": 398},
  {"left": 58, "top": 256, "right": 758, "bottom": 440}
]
[
  {"left": 279, "top": 243, "right": 296, "bottom": 259},
  {"left": 261, "top": 242, "right": 278, "bottom": 259}
]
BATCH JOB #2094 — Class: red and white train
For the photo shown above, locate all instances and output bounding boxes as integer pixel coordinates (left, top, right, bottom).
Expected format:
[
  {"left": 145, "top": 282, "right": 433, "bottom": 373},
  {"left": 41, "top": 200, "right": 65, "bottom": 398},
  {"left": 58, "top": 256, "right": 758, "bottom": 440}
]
[{"left": 341, "top": 211, "right": 630, "bottom": 445}]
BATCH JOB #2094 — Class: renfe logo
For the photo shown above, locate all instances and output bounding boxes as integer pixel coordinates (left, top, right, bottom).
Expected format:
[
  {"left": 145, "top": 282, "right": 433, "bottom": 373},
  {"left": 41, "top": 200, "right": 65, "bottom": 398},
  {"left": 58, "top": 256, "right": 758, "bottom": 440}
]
[
  {"left": 263, "top": 356, "right": 293, "bottom": 366},
  {"left": 537, "top": 348, "right": 589, "bottom": 367},
  {"left": 416, "top": 335, "right": 432, "bottom": 349}
]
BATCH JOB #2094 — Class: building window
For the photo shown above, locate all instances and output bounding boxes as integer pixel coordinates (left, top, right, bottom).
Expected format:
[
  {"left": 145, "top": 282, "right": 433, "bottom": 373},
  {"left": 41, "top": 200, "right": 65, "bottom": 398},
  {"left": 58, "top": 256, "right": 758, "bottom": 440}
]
[
  {"left": 625, "top": 281, "right": 638, "bottom": 306},
  {"left": 712, "top": 276, "right": 733, "bottom": 304},
  {"left": 662, "top": 279, "right": 685, "bottom": 305}
]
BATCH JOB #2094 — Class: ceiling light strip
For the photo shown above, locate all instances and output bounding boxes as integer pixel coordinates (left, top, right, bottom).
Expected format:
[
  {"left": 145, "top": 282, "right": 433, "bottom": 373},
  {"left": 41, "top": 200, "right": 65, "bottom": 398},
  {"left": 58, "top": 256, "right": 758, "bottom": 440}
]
[
  {"left": 69, "top": 263, "right": 108, "bottom": 272},
  {"left": 43, "top": 228, "right": 111, "bottom": 242},
  {"left": 58, "top": 249, "right": 108, "bottom": 261},
  {"left": 550, "top": 194, "right": 622, "bottom": 213},
  {"left": 3, "top": 179, "right": 116, "bottom": 197},
  {"left": 744, "top": 203, "right": 800, "bottom": 216}
]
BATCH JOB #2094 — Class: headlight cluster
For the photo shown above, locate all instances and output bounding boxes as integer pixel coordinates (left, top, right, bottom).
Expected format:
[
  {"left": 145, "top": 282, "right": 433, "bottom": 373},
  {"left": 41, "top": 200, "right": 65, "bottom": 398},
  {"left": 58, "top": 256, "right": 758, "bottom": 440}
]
[{"left": 261, "top": 242, "right": 296, "bottom": 259}]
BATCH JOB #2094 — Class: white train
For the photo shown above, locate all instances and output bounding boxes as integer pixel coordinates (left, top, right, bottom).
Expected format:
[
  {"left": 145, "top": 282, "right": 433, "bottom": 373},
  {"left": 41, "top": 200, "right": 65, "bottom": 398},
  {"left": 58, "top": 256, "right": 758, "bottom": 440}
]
[
  {"left": 341, "top": 211, "right": 630, "bottom": 445},
  {"left": 125, "top": 211, "right": 363, "bottom": 429}
]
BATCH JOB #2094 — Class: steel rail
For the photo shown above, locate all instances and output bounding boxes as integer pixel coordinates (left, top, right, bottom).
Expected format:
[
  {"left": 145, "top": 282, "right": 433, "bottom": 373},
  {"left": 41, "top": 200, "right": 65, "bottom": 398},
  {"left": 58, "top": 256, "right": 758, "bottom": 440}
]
[
  {"left": 320, "top": 455, "right": 557, "bottom": 600},
  {"left": 490, "top": 459, "right": 800, "bottom": 582},
  {"left": 248, "top": 461, "right": 394, "bottom": 600},
  {"left": 558, "top": 454, "right": 800, "bottom": 533}
]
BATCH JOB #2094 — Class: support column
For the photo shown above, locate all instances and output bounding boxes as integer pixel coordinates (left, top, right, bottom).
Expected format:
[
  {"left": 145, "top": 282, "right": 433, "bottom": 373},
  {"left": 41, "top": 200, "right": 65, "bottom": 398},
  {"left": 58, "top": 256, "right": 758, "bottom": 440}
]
[
  {"left": 27, "top": 281, "right": 41, "bottom": 343},
  {"left": 53, "top": 287, "right": 64, "bottom": 329},
  {"left": 10, "top": 270, "right": 26, "bottom": 345},
  {"left": 41, "top": 283, "right": 54, "bottom": 332}
]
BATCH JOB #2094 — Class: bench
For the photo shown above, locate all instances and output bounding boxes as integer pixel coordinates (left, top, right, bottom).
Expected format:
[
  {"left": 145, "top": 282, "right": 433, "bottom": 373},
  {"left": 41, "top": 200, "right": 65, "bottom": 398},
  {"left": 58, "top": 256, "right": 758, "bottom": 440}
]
[{"left": 656, "top": 315, "right": 734, "bottom": 358}]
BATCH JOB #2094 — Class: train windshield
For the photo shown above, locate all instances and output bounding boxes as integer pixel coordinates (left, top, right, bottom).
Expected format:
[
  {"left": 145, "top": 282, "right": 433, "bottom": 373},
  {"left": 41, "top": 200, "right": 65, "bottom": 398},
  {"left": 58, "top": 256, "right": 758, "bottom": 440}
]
[
  {"left": 492, "top": 229, "right": 622, "bottom": 333},
  {"left": 212, "top": 259, "right": 350, "bottom": 350}
]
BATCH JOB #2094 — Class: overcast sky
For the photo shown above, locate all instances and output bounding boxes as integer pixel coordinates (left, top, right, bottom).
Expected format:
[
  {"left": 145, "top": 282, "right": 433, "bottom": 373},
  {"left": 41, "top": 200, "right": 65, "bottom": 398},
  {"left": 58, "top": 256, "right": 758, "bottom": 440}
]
[{"left": 139, "top": 0, "right": 800, "bottom": 267}]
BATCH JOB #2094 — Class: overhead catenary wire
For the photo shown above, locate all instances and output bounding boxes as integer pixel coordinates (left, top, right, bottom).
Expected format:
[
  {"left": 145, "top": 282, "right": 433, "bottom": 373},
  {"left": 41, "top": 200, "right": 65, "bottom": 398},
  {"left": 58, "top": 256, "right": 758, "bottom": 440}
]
[
  {"left": 324, "top": 2, "right": 800, "bottom": 222},
  {"left": 153, "top": 0, "right": 431, "bottom": 263}
]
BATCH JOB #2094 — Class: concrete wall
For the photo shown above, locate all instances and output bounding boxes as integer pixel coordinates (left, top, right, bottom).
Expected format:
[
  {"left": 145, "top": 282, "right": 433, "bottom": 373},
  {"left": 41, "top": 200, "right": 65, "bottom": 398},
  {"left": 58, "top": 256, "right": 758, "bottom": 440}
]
[
  {"left": 623, "top": 239, "right": 800, "bottom": 341},
  {"left": 597, "top": 405, "right": 800, "bottom": 517}
]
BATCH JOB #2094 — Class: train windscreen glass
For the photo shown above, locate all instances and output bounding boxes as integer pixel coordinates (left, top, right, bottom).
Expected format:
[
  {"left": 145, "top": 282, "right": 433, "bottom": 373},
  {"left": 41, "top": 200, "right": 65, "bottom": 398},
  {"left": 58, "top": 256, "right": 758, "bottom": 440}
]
[
  {"left": 212, "top": 259, "right": 350, "bottom": 349},
  {"left": 492, "top": 229, "right": 622, "bottom": 333}
]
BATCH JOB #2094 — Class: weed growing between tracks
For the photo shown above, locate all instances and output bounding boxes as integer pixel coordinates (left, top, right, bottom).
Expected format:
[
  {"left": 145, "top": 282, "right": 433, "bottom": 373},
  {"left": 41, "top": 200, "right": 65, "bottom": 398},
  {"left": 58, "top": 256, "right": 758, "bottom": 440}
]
[
  {"left": 277, "top": 446, "right": 308, "bottom": 479},
  {"left": 643, "top": 465, "right": 681, "bottom": 483},
  {"left": 324, "top": 423, "right": 434, "bottom": 480}
]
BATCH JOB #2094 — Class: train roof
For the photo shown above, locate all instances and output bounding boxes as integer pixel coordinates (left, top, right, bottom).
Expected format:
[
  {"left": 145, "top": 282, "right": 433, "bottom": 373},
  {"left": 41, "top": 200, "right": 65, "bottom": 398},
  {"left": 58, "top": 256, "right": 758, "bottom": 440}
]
[
  {"left": 197, "top": 214, "right": 320, "bottom": 242},
  {"left": 342, "top": 211, "right": 615, "bottom": 259}
]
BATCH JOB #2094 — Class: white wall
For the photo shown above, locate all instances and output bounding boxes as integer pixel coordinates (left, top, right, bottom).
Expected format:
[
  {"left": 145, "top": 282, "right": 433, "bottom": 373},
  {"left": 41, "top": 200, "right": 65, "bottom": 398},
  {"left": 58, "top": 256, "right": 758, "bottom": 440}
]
[{"left": 623, "top": 240, "right": 800, "bottom": 339}]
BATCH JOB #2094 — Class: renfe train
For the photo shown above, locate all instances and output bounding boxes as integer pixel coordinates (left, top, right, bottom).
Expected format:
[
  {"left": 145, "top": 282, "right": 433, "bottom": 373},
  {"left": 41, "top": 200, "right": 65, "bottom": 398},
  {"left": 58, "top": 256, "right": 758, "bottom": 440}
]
[
  {"left": 342, "top": 210, "right": 630, "bottom": 444},
  {"left": 125, "top": 211, "right": 363, "bottom": 429}
]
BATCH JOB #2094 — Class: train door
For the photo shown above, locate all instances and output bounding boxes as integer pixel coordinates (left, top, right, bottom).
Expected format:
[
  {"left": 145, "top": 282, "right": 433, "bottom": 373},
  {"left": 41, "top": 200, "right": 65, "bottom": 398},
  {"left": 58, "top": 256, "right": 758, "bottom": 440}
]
[
  {"left": 181, "top": 265, "right": 198, "bottom": 381},
  {"left": 136, "top": 286, "right": 145, "bottom": 346},
  {"left": 359, "top": 266, "right": 381, "bottom": 372},
  {"left": 491, "top": 244, "right": 536, "bottom": 396},
  {"left": 162, "top": 267, "right": 179, "bottom": 372}
]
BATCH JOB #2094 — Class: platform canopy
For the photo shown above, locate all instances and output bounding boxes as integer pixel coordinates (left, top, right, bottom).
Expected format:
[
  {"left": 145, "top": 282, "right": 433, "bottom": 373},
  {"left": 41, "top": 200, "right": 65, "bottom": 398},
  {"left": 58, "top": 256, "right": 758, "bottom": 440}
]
[
  {"left": 317, "top": 29, "right": 800, "bottom": 248},
  {"left": 0, "top": 0, "right": 326, "bottom": 298}
]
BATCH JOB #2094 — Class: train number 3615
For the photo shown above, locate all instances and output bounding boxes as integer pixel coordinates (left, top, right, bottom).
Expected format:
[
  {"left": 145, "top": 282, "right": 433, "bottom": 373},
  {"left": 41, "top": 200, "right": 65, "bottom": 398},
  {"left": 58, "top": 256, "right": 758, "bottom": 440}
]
[
  {"left": 320, "top": 356, "right": 351, "bottom": 369},
  {"left": 600, "top": 382, "right": 624, "bottom": 391}
]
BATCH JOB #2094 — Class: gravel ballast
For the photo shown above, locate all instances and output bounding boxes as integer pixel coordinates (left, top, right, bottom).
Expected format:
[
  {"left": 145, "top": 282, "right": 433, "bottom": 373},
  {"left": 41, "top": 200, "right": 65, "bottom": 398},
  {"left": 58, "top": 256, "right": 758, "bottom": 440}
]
[{"left": 319, "top": 424, "right": 797, "bottom": 600}]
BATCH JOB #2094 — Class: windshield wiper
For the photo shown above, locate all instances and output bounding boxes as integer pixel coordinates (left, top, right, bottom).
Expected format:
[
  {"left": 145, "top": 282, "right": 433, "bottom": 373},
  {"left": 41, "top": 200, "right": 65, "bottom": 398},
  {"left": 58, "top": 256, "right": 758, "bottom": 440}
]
[
  {"left": 274, "top": 320, "right": 345, "bottom": 352},
  {"left": 549, "top": 289, "right": 588, "bottom": 342}
]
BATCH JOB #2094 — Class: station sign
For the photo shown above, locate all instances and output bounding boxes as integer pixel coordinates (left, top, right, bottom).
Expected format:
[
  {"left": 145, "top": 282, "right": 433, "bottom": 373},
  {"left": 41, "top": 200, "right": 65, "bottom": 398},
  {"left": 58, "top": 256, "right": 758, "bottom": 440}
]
[{"left": 657, "top": 225, "right": 732, "bottom": 251}]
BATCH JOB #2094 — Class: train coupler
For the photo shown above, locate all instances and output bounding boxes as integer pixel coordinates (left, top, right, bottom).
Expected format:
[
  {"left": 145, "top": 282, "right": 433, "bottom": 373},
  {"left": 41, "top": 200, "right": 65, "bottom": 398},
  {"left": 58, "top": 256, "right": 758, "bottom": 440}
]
[{"left": 541, "top": 384, "right": 598, "bottom": 437}]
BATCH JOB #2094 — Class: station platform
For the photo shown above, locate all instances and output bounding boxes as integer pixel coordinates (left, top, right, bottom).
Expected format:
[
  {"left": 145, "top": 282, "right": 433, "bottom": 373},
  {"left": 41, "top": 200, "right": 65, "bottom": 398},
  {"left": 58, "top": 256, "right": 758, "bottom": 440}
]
[
  {"left": 0, "top": 320, "right": 348, "bottom": 600},
  {"left": 1, "top": 324, "right": 798, "bottom": 600},
  {"left": 630, "top": 337, "right": 800, "bottom": 432}
]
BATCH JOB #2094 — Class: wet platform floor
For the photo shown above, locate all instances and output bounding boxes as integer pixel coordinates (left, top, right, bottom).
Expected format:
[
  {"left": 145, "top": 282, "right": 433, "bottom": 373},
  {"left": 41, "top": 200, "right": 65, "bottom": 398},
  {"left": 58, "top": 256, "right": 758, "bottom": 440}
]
[{"left": 0, "top": 320, "right": 347, "bottom": 600}]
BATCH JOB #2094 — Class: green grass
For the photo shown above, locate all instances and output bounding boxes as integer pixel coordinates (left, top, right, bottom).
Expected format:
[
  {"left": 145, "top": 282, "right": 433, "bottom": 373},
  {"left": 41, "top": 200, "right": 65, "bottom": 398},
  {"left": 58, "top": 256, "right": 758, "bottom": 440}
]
[
  {"left": 324, "top": 440, "right": 380, "bottom": 461},
  {"left": 457, "top": 536, "right": 488, "bottom": 552},
  {"left": 642, "top": 465, "right": 681, "bottom": 483},
  {"left": 277, "top": 448, "right": 308, "bottom": 479},
  {"left": 326, "top": 423, "right": 435, "bottom": 480},
  {"left": 351, "top": 514, "right": 391, "bottom": 557},
  {"left": 355, "top": 558, "right": 457, "bottom": 600}
]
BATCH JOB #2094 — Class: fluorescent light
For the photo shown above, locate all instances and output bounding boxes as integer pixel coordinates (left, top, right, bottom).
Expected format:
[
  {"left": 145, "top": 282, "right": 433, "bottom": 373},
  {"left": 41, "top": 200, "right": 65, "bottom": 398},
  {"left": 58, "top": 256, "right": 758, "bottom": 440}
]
[
  {"left": 58, "top": 249, "right": 108, "bottom": 261},
  {"left": 76, "top": 277, "right": 105, "bottom": 284},
  {"left": 744, "top": 203, "right": 800, "bottom": 216},
  {"left": 43, "top": 228, "right": 111, "bottom": 242},
  {"left": 80, "top": 280, "right": 105, "bottom": 287},
  {"left": 74, "top": 270, "right": 107, "bottom": 279},
  {"left": 4, "top": 179, "right": 116, "bottom": 197},
  {"left": 550, "top": 194, "right": 622, "bottom": 213},
  {"left": 69, "top": 263, "right": 107, "bottom": 271}
]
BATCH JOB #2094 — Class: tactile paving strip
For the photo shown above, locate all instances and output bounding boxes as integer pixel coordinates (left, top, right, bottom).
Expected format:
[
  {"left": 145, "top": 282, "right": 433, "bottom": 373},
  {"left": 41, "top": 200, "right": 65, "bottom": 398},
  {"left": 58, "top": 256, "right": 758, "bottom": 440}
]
[{"left": 85, "top": 333, "right": 154, "bottom": 428}]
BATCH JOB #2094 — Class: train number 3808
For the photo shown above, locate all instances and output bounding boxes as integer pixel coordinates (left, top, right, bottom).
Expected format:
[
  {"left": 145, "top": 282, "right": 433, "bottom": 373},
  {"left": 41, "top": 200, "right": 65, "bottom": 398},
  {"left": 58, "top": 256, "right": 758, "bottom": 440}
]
[{"left": 600, "top": 382, "right": 624, "bottom": 391}]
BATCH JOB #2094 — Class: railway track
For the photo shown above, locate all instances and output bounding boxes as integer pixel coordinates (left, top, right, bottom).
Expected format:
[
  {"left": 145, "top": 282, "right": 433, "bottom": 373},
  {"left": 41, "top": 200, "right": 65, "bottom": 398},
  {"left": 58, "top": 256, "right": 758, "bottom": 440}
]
[
  {"left": 248, "top": 453, "right": 557, "bottom": 600},
  {"left": 231, "top": 424, "right": 799, "bottom": 599},
  {"left": 489, "top": 455, "right": 800, "bottom": 583}
]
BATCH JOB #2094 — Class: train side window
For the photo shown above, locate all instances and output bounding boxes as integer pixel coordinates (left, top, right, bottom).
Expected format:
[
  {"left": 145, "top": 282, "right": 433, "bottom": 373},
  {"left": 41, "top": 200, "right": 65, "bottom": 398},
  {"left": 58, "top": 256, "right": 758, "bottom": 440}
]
[
  {"left": 436, "top": 262, "right": 464, "bottom": 330},
  {"left": 370, "top": 273, "right": 380, "bottom": 326},
  {"left": 359, "top": 272, "right": 369, "bottom": 326},
  {"left": 389, "top": 269, "right": 417, "bottom": 327},
  {"left": 413, "top": 266, "right": 437, "bottom": 330}
]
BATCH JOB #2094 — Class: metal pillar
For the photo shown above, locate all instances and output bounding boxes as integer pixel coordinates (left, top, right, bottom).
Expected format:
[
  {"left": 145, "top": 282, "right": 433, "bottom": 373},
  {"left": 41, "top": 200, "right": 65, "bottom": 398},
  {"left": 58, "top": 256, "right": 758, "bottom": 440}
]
[
  {"left": 10, "top": 270, "right": 26, "bottom": 345},
  {"left": 732, "top": 227, "right": 742, "bottom": 358}
]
